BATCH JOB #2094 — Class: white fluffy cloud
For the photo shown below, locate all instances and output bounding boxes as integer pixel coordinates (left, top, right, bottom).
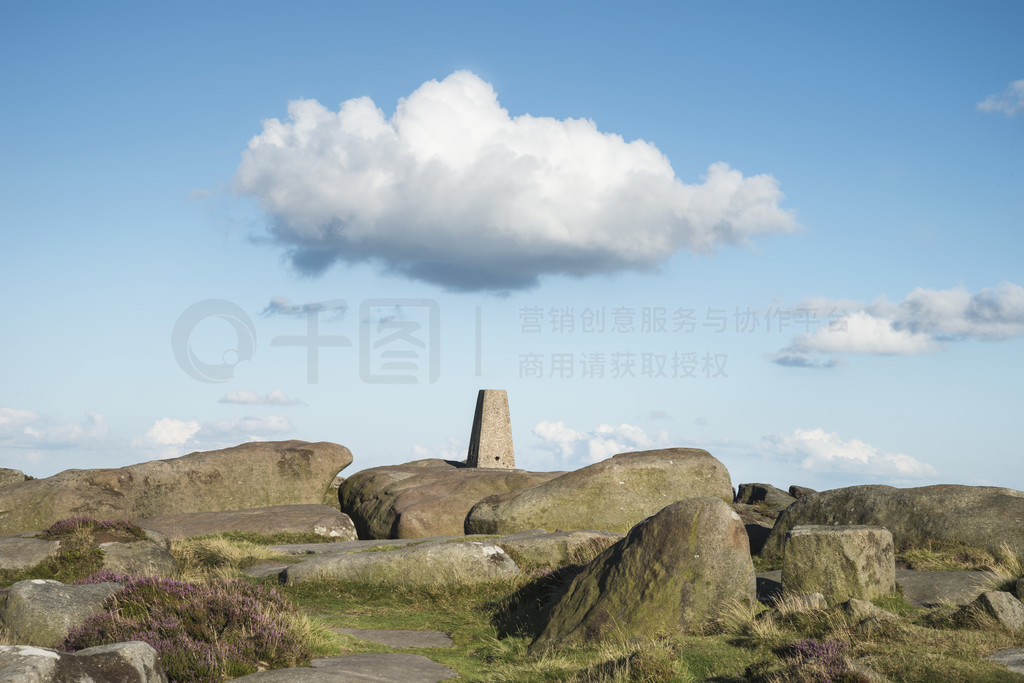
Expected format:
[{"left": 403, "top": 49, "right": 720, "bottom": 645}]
[
  {"left": 977, "top": 79, "right": 1024, "bottom": 117},
  {"left": 533, "top": 421, "right": 669, "bottom": 466},
  {"left": 0, "top": 408, "right": 109, "bottom": 449},
  {"left": 132, "top": 415, "right": 293, "bottom": 456},
  {"left": 220, "top": 389, "right": 306, "bottom": 406},
  {"left": 762, "top": 428, "right": 937, "bottom": 479},
  {"left": 773, "top": 282, "right": 1024, "bottom": 367},
  {"left": 235, "top": 71, "right": 797, "bottom": 291}
]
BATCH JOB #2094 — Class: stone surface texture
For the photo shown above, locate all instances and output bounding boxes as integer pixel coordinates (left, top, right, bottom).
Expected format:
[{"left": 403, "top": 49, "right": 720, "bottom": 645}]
[
  {"left": 136, "top": 504, "right": 357, "bottom": 541},
  {"left": 0, "top": 641, "right": 167, "bottom": 683},
  {"left": 98, "top": 540, "right": 178, "bottom": 577},
  {"left": 466, "top": 389, "right": 515, "bottom": 469},
  {"left": 0, "top": 580, "right": 122, "bottom": 647},
  {"left": 231, "top": 654, "right": 459, "bottom": 682},
  {"left": 781, "top": 525, "right": 895, "bottom": 604},
  {"left": 0, "top": 468, "right": 25, "bottom": 489},
  {"left": 466, "top": 448, "right": 733, "bottom": 535},
  {"left": 340, "top": 459, "right": 561, "bottom": 539},
  {"left": 0, "top": 440, "right": 352, "bottom": 536},
  {"left": 281, "top": 539, "right": 519, "bottom": 585},
  {"left": 762, "top": 484, "right": 1024, "bottom": 558},
  {"left": 530, "top": 498, "right": 755, "bottom": 653},
  {"left": 0, "top": 536, "right": 60, "bottom": 570},
  {"left": 735, "top": 483, "right": 797, "bottom": 513}
]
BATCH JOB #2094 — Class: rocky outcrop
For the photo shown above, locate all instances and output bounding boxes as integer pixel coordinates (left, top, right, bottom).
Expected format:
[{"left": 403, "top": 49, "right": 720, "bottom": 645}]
[
  {"left": 466, "top": 448, "right": 733, "bottom": 535},
  {"left": 98, "top": 540, "right": 178, "bottom": 577},
  {"left": 495, "top": 529, "right": 622, "bottom": 570},
  {"left": 0, "top": 468, "right": 25, "bottom": 489},
  {"left": 735, "top": 483, "right": 796, "bottom": 514},
  {"left": 0, "top": 441, "right": 352, "bottom": 536},
  {"left": 530, "top": 498, "right": 755, "bottom": 653},
  {"left": 0, "top": 580, "right": 122, "bottom": 647},
  {"left": 781, "top": 525, "right": 895, "bottom": 604},
  {"left": 762, "top": 484, "right": 1024, "bottom": 558},
  {"left": 340, "top": 459, "right": 561, "bottom": 539},
  {"left": 0, "top": 642, "right": 167, "bottom": 683},
  {"left": 281, "top": 539, "right": 519, "bottom": 586},
  {"left": 136, "top": 504, "right": 357, "bottom": 541}
]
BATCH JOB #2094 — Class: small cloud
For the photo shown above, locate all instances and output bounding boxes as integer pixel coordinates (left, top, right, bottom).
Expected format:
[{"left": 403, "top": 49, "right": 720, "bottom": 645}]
[
  {"left": 694, "top": 416, "right": 709, "bottom": 427},
  {"left": 0, "top": 408, "right": 109, "bottom": 449},
  {"left": 977, "top": 79, "right": 1024, "bottom": 117},
  {"left": 219, "top": 389, "right": 306, "bottom": 406},
  {"left": 648, "top": 410, "right": 672, "bottom": 421},
  {"left": 761, "top": 428, "right": 937, "bottom": 479},
  {"left": 132, "top": 415, "right": 293, "bottom": 457},
  {"left": 262, "top": 296, "right": 348, "bottom": 319},
  {"left": 533, "top": 421, "right": 669, "bottom": 466},
  {"left": 772, "top": 282, "right": 1024, "bottom": 367},
  {"left": 235, "top": 71, "right": 797, "bottom": 292},
  {"left": 188, "top": 188, "right": 211, "bottom": 200}
]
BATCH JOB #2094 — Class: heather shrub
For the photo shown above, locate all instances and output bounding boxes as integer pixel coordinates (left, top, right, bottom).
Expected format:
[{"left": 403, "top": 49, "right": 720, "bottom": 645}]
[
  {"left": 745, "top": 637, "right": 868, "bottom": 683},
  {"left": 61, "top": 575, "right": 312, "bottom": 682}
]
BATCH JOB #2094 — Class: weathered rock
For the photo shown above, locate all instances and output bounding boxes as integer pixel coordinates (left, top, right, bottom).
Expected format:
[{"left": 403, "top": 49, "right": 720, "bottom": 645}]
[
  {"left": 735, "top": 483, "right": 797, "bottom": 513},
  {"left": 281, "top": 539, "right": 519, "bottom": 586},
  {"left": 762, "top": 484, "right": 1024, "bottom": 559},
  {"left": 895, "top": 568, "right": 998, "bottom": 607},
  {"left": 136, "top": 504, "right": 357, "bottom": 541},
  {"left": 98, "top": 540, "right": 178, "bottom": 577},
  {"left": 320, "top": 476, "right": 345, "bottom": 509},
  {"left": 466, "top": 448, "right": 734, "bottom": 535},
  {"left": 988, "top": 648, "right": 1024, "bottom": 675},
  {"left": 0, "top": 535, "right": 59, "bottom": 570},
  {"left": 781, "top": 525, "right": 895, "bottom": 604},
  {"left": 340, "top": 459, "right": 561, "bottom": 539},
  {"left": 0, "top": 441, "right": 352, "bottom": 536},
  {"left": 0, "top": 580, "right": 121, "bottom": 647},
  {"left": 331, "top": 628, "right": 454, "bottom": 649},
  {"left": 731, "top": 503, "right": 778, "bottom": 555},
  {"left": 495, "top": 529, "right": 622, "bottom": 570},
  {"left": 964, "top": 591, "right": 1024, "bottom": 632},
  {"left": 788, "top": 485, "right": 817, "bottom": 499},
  {"left": 842, "top": 598, "right": 899, "bottom": 621},
  {"left": 530, "top": 498, "right": 755, "bottom": 653},
  {"left": 0, "top": 641, "right": 167, "bottom": 683},
  {"left": 0, "top": 468, "right": 25, "bottom": 489},
  {"left": 466, "top": 389, "right": 515, "bottom": 469}
]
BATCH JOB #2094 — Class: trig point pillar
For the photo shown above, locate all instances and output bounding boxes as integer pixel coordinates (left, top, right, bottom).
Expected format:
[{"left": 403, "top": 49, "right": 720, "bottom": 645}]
[{"left": 467, "top": 389, "right": 515, "bottom": 469}]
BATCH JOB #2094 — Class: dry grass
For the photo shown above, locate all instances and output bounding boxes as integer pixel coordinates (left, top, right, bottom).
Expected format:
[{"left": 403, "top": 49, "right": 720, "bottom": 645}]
[{"left": 171, "top": 535, "right": 292, "bottom": 582}]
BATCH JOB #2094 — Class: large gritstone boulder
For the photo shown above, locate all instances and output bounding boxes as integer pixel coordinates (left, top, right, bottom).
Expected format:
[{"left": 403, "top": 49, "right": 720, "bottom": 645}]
[
  {"left": 530, "top": 498, "right": 755, "bottom": 653},
  {"left": 466, "top": 448, "right": 733, "bottom": 535},
  {"left": 0, "top": 441, "right": 352, "bottom": 536}
]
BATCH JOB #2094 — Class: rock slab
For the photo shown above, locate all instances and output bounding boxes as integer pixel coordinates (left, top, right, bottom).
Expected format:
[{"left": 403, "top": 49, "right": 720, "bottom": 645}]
[
  {"left": 466, "top": 448, "right": 734, "bottom": 535},
  {"left": 0, "top": 641, "right": 167, "bottom": 683},
  {"left": 0, "top": 440, "right": 352, "bottom": 536},
  {"left": 0, "top": 580, "right": 122, "bottom": 647},
  {"left": 282, "top": 539, "right": 519, "bottom": 586},
  {"left": 466, "top": 389, "right": 515, "bottom": 469},
  {"left": 0, "top": 535, "right": 59, "bottom": 570},
  {"left": 762, "top": 484, "right": 1024, "bottom": 558},
  {"left": 332, "top": 628, "right": 454, "bottom": 649},
  {"left": 781, "top": 525, "right": 895, "bottom": 604},
  {"left": 136, "top": 504, "right": 357, "bottom": 541},
  {"left": 530, "top": 498, "right": 755, "bottom": 653},
  {"left": 340, "top": 459, "right": 561, "bottom": 539}
]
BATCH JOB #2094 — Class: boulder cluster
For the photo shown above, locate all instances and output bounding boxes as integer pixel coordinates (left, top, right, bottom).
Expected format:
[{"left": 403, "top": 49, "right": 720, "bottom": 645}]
[{"left": 2, "top": 425, "right": 1024, "bottom": 680}]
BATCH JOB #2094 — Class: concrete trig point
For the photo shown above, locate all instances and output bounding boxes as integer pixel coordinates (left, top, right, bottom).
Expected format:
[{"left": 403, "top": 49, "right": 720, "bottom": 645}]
[{"left": 466, "top": 389, "right": 515, "bottom": 469}]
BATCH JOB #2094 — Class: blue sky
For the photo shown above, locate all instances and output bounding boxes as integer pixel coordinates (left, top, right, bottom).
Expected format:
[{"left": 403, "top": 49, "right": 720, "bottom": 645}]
[{"left": 2, "top": 2, "right": 1022, "bottom": 492}]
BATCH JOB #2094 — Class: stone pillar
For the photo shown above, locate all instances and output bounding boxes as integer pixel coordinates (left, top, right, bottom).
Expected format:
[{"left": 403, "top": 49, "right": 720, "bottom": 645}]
[{"left": 466, "top": 390, "right": 515, "bottom": 469}]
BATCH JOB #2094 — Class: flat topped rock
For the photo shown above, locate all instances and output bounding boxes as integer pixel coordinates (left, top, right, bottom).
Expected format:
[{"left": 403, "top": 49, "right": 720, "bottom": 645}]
[
  {"left": 988, "top": 648, "right": 1024, "bottom": 674},
  {"left": 895, "top": 568, "right": 999, "bottom": 607},
  {"left": 331, "top": 628, "right": 454, "bottom": 649},
  {"left": 136, "top": 504, "right": 356, "bottom": 541},
  {"left": 0, "top": 535, "right": 60, "bottom": 570},
  {"left": 231, "top": 654, "right": 458, "bottom": 682}
]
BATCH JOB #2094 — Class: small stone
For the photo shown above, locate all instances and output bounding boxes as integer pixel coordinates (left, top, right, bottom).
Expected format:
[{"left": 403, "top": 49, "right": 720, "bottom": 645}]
[{"left": 966, "top": 591, "right": 1024, "bottom": 632}]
